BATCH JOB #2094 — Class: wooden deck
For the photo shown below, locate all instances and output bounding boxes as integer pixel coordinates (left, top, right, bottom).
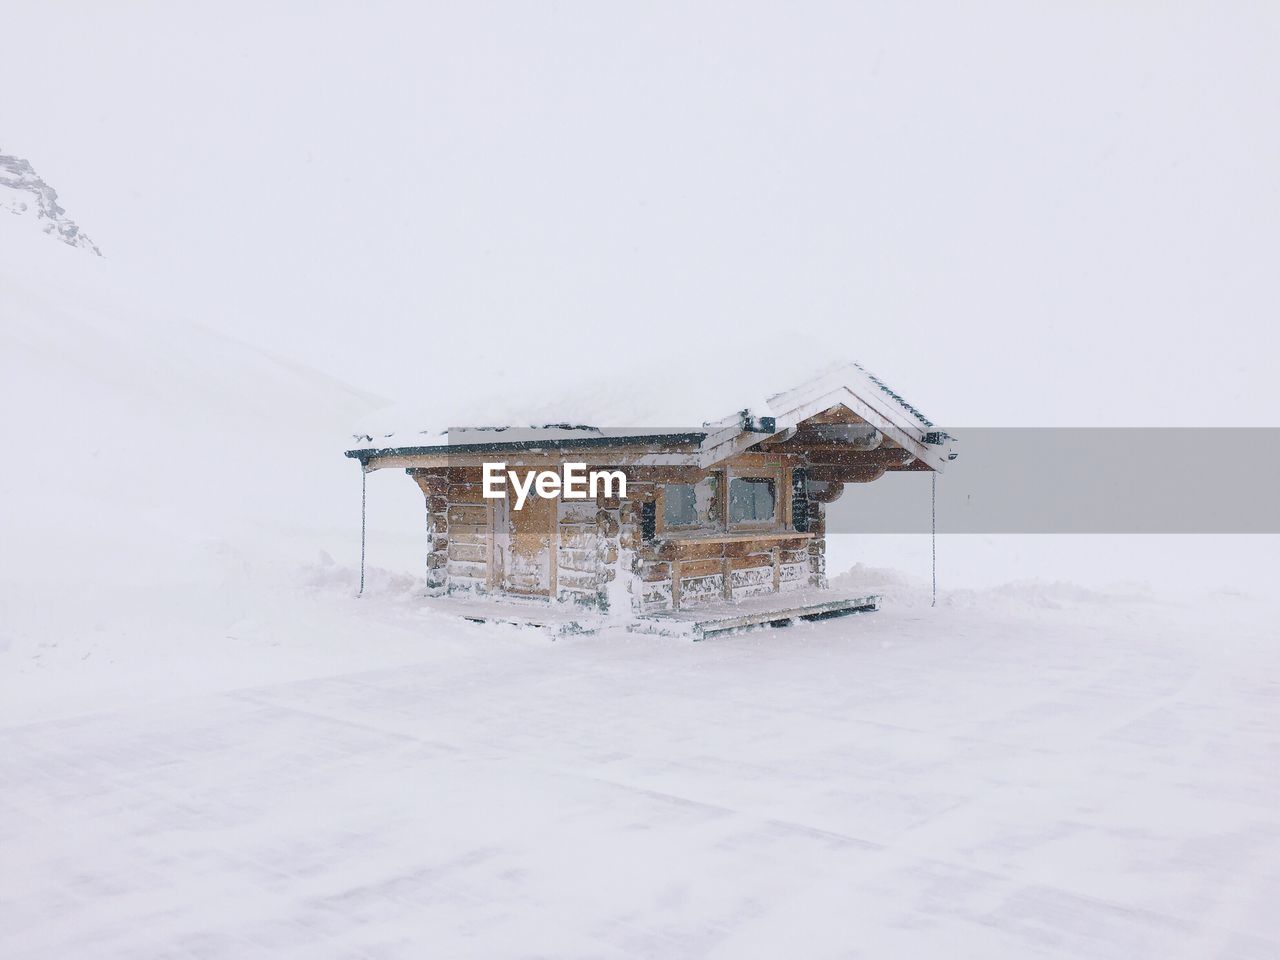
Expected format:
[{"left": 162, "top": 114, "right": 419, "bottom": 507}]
[
  {"left": 630, "top": 589, "right": 882, "bottom": 639},
  {"left": 421, "top": 589, "right": 882, "bottom": 639}
]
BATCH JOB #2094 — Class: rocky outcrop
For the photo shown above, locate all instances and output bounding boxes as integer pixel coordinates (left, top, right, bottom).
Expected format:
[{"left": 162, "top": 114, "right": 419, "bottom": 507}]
[{"left": 0, "top": 150, "right": 101, "bottom": 256}]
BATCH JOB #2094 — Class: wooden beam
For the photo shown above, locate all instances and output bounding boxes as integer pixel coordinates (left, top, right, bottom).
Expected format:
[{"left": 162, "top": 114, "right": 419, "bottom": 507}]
[
  {"left": 808, "top": 465, "right": 886, "bottom": 485},
  {"left": 804, "top": 447, "right": 914, "bottom": 467},
  {"left": 809, "top": 480, "right": 846, "bottom": 503}
]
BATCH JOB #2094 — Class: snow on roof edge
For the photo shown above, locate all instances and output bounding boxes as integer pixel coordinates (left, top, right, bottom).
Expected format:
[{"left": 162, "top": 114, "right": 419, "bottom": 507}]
[{"left": 346, "top": 360, "right": 949, "bottom": 454}]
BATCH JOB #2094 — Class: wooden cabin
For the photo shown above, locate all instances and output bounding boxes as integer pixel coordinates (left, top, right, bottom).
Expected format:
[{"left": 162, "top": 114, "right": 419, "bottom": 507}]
[{"left": 346, "top": 363, "right": 956, "bottom": 636}]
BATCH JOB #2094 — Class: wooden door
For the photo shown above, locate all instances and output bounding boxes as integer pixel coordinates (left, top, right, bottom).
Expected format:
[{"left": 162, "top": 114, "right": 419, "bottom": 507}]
[{"left": 501, "top": 491, "right": 557, "bottom": 597}]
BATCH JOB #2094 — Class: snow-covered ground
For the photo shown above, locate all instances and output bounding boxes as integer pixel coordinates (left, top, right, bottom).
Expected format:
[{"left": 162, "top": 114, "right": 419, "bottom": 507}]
[
  {"left": 4, "top": 212, "right": 1279, "bottom": 956},
  {"left": 4, "top": 572, "right": 1279, "bottom": 958}
]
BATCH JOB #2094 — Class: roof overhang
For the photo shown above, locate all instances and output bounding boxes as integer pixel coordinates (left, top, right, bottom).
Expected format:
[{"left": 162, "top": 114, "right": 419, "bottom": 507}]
[{"left": 345, "top": 431, "right": 708, "bottom": 468}]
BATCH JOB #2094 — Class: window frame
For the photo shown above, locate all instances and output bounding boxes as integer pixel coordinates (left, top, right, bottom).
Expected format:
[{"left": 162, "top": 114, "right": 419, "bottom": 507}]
[
  {"left": 655, "top": 474, "right": 721, "bottom": 536},
  {"left": 725, "top": 466, "right": 784, "bottom": 531},
  {"left": 651, "top": 464, "right": 795, "bottom": 539}
]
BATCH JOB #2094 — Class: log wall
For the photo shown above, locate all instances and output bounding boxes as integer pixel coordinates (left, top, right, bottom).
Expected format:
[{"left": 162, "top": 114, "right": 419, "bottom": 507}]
[
  {"left": 410, "top": 466, "right": 491, "bottom": 597},
  {"left": 410, "top": 468, "right": 450, "bottom": 595},
  {"left": 555, "top": 496, "right": 621, "bottom": 610},
  {"left": 408, "top": 457, "right": 830, "bottom": 612},
  {"left": 627, "top": 533, "right": 813, "bottom": 614}
]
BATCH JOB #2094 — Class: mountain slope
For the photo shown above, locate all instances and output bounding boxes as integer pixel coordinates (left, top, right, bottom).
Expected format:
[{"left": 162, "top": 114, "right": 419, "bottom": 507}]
[
  {"left": 0, "top": 220, "right": 431, "bottom": 719},
  {"left": 0, "top": 150, "right": 101, "bottom": 255}
]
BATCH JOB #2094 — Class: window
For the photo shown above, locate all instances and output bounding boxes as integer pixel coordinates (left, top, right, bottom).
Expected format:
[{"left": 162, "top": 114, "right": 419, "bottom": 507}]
[
  {"left": 729, "top": 477, "right": 776, "bottom": 524},
  {"left": 663, "top": 484, "right": 697, "bottom": 527},
  {"left": 662, "top": 477, "right": 717, "bottom": 529}
]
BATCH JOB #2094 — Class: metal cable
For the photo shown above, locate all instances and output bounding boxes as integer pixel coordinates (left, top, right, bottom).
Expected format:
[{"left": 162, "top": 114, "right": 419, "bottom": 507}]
[
  {"left": 359, "top": 468, "right": 367, "bottom": 597},
  {"left": 931, "top": 470, "right": 937, "bottom": 607}
]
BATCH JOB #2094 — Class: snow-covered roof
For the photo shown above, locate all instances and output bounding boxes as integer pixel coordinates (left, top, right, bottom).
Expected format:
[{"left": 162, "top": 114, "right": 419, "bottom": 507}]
[{"left": 346, "top": 359, "right": 956, "bottom": 470}]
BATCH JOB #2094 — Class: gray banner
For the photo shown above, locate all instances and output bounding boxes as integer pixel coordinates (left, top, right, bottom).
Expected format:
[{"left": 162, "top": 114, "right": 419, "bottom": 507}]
[{"left": 827, "top": 428, "right": 1280, "bottom": 534}]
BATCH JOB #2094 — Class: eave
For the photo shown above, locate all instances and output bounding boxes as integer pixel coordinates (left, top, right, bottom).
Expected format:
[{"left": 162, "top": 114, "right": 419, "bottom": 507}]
[{"left": 346, "top": 431, "right": 709, "bottom": 469}]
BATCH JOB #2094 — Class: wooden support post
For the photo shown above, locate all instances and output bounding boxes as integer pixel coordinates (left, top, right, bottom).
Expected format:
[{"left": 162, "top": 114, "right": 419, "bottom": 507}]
[{"left": 671, "top": 558, "right": 682, "bottom": 610}]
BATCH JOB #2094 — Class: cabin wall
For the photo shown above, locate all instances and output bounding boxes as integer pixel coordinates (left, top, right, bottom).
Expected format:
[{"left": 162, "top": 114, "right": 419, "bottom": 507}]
[
  {"left": 411, "top": 466, "right": 626, "bottom": 609},
  {"left": 555, "top": 496, "right": 620, "bottom": 609},
  {"left": 619, "top": 483, "right": 667, "bottom": 612},
  {"left": 618, "top": 461, "right": 820, "bottom": 615},
  {"left": 409, "top": 458, "right": 830, "bottom": 613},
  {"left": 445, "top": 468, "right": 492, "bottom": 594},
  {"left": 411, "top": 467, "right": 490, "bottom": 597},
  {"left": 807, "top": 498, "right": 828, "bottom": 588},
  {"left": 625, "top": 532, "right": 815, "bottom": 614},
  {"left": 410, "top": 469, "right": 450, "bottom": 595}
]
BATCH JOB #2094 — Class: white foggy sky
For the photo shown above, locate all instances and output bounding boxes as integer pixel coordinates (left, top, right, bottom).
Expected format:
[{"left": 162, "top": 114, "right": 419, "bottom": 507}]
[{"left": 4, "top": 1, "right": 1278, "bottom": 427}]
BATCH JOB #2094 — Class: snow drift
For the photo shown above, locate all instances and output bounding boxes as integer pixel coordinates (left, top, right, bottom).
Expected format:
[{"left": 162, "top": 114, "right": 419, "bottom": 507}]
[{"left": 0, "top": 216, "right": 434, "bottom": 719}]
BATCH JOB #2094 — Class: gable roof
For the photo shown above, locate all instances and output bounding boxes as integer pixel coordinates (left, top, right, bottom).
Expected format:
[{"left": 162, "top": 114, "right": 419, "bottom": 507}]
[
  {"left": 696, "top": 362, "right": 956, "bottom": 471},
  {"left": 345, "top": 360, "right": 956, "bottom": 471}
]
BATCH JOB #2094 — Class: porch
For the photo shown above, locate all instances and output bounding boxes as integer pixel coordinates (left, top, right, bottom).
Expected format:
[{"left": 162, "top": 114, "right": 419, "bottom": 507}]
[
  {"left": 629, "top": 587, "right": 882, "bottom": 639},
  {"left": 417, "top": 588, "right": 881, "bottom": 640}
]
